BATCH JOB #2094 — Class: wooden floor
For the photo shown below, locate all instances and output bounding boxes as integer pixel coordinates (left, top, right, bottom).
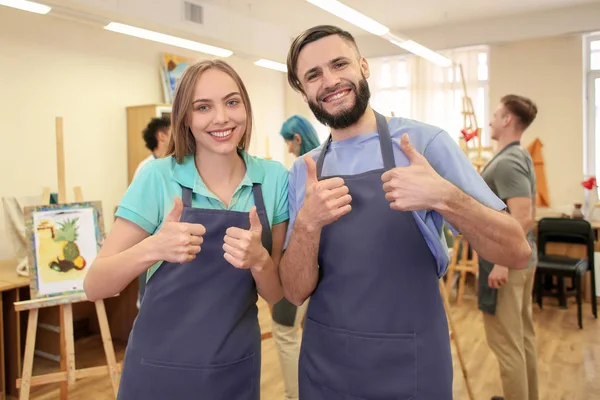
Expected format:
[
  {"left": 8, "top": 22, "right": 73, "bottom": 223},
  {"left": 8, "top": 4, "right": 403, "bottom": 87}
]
[{"left": 21, "top": 289, "right": 600, "bottom": 400}]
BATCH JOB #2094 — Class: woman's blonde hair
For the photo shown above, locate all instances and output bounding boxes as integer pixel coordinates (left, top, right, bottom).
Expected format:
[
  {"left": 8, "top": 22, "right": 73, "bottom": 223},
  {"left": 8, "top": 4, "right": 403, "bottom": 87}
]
[{"left": 166, "top": 59, "right": 253, "bottom": 163}]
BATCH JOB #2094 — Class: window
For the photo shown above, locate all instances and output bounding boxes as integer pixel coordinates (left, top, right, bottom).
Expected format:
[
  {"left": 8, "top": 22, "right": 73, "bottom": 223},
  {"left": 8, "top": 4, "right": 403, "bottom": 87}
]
[
  {"left": 368, "top": 58, "right": 411, "bottom": 118},
  {"left": 368, "top": 45, "right": 489, "bottom": 145},
  {"left": 583, "top": 34, "right": 600, "bottom": 184},
  {"left": 591, "top": 40, "right": 600, "bottom": 71}
]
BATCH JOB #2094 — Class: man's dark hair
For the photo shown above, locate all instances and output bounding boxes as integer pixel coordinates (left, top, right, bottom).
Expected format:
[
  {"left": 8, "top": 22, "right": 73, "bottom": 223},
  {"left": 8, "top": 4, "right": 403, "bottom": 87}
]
[
  {"left": 143, "top": 117, "right": 171, "bottom": 151},
  {"left": 501, "top": 94, "right": 538, "bottom": 130},
  {"left": 286, "top": 25, "right": 359, "bottom": 94}
]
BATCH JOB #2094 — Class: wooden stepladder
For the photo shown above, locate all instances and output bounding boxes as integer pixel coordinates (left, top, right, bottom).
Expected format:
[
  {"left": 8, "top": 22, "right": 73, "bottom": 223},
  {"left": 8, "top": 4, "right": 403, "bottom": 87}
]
[{"left": 14, "top": 117, "right": 120, "bottom": 399}]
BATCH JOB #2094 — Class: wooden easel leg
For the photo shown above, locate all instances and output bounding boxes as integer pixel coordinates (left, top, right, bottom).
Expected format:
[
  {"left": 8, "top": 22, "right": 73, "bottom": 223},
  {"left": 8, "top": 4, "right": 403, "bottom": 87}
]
[
  {"left": 61, "top": 304, "right": 76, "bottom": 387},
  {"left": 95, "top": 300, "right": 120, "bottom": 396},
  {"left": 19, "top": 309, "right": 39, "bottom": 400},
  {"left": 445, "top": 236, "right": 461, "bottom": 298},
  {"left": 458, "top": 270, "right": 467, "bottom": 306},
  {"left": 59, "top": 304, "right": 75, "bottom": 400},
  {"left": 439, "top": 280, "right": 474, "bottom": 400}
]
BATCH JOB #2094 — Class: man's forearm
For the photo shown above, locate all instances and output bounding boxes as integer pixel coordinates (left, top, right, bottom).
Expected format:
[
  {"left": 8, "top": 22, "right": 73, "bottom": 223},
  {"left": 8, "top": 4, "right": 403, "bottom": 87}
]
[
  {"left": 436, "top": 186, "right": 531, "bottom": 269},
  {"left": 279, "top": 217, "right": 320, "bottom": 306}
]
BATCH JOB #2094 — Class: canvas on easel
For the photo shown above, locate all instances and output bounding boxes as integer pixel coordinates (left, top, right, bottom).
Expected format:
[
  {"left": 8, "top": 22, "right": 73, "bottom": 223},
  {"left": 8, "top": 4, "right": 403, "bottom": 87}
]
[{"left": 24, "top": 201, "right": 104, "bottom": 299}]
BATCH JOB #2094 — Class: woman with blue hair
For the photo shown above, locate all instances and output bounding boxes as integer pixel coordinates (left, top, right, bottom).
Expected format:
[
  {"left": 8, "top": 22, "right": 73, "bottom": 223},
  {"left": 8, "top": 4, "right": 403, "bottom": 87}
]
[
  {"left": 273, "top": 115, "right": 321, "bottom": 400},
  {"left": 280, "top": 114, "right": 321, "bottom": 157}
]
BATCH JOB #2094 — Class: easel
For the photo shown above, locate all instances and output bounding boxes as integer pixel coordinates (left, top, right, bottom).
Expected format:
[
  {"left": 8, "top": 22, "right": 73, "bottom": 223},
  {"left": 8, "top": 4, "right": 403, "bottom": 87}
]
[
  {"left": 445, "top": 235, "right": 479, "bottom": 306},
  {"left": 14, "top": 117, "right": 120, "bottom": 399},
  {"left": 457, "top": 64, "right": 493, "bottom": 174},
  {"left": 444, "top": 63, "right": 487, "bottom": 304},
  {"left": 264, "top": 136, "right": 272, "bottom": 161}
]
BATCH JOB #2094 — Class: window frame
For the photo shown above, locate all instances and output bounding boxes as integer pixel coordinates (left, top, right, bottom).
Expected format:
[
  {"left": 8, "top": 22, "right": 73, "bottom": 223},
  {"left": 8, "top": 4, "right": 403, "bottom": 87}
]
[{"left": 583, "top": 33, "right": 600, "bottom": 179}]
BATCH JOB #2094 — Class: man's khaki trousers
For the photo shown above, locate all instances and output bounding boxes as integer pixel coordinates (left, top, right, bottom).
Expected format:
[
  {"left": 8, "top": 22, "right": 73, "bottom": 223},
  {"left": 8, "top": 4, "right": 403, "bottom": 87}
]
[
  {"left": 483, "top": 267, "right": 539, "bottom": 400},
  {"left": 272, "top": 301, "right": 308, "bottom": 400}
]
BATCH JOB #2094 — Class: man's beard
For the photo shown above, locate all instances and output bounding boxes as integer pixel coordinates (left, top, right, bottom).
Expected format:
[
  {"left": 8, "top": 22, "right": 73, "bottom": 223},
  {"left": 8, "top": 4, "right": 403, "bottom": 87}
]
[{"left": 308, "top": 78, "right": 370, "bottom": 130}]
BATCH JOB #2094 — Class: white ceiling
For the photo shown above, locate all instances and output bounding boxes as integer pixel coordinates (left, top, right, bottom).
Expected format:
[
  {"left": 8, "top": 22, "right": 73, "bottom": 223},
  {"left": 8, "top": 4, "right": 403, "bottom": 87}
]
[
  {"left": 41, "top": 0, "right": 600, "bottom": 62},
  {"left": 206, "top": 0, "right": 599, "bottom": 37}
]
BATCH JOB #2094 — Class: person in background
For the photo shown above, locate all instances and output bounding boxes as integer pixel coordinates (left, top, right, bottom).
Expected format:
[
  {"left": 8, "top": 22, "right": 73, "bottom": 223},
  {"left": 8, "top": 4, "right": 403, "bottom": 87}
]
[
  {"left": 274, "top": 114, "right": 321, "bottom": 400},
  {"left": 84, "top": 59, "right": 289, "bottom": 400},
  {"left": 133, "top": 116, "right": 171, "bottom": 308},
  {"left": 279, "top": 24, "right": 532, "bottom": 399},
  {"left": 133, "top": 117, "right": 172, "bottom": 179},
  {"left": 281, "top": 115, "right": 321, "bottom": 159},
  {"left": 479, "top": 94, "right": 539, "bottom": 400}
]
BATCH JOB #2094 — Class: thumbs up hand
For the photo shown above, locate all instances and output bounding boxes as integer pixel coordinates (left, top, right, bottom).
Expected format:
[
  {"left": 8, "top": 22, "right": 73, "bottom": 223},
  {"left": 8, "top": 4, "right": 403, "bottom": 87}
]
[
  {"left": 154, "top": 196, "right": 206, "bottom": 263},
  {"left": 381, "top": 134, "right": 451, "bottom": 211},
  {"left": 223, "top": 206, "right": 268, "bottom": 271},
  {"left": 296, "top": 155, "right": 352, "bottom": 232}
]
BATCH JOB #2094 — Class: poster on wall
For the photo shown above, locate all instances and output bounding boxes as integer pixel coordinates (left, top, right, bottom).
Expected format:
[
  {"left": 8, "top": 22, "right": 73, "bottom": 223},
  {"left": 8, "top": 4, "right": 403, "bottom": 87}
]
[
  {"left": 160, "top": 53, "right": 197, "bottom": 103},
  {"left": 24, "top": 201, "right": 105, "bottom": 299}
]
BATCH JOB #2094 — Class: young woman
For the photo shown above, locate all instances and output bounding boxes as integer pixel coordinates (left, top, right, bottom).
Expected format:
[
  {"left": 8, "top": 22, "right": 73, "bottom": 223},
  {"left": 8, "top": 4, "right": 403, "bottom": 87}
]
[
  {"left": 273, "top": 115, "right": 321, "bottom": 400},
  {"left": 83, "top": 60, "right": 289, "bottom": 400}
]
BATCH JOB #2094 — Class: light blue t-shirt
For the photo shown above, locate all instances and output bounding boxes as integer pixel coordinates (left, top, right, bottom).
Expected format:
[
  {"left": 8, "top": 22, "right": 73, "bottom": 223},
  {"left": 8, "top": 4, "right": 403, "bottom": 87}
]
[
  {"left": 284, "top": 117, "right": 506, "bottom": 277},
  {"left": 115, "top": 150, "right": 289, "bottom": 279}
]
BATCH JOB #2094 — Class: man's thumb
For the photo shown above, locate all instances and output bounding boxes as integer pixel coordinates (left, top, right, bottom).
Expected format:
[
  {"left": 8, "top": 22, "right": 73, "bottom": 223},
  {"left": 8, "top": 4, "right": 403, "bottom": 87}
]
[
  {"left": 249, "top": 206, "right": 261, "bottom": 232},
  {"left": 165, "top": 196, "right": 183, "bottom": 222},
  {"left": 303, "top": 155, "right": 318, "bottom": 185},
  {"left": 400, "top": 133, "right": 422, "bottom": 164}
]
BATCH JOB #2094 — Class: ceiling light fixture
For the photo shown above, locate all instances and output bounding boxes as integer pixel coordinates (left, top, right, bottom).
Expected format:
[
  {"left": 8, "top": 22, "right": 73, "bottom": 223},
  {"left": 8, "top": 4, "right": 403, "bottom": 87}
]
[
  {"left": 305, "top": 0, "right": 453, "bottom": 67},
  {"left": 386, "top": 36, "right": 453, "bottom": 67},
  {"left": 0, "top": 0, "right": 51, "bottom": 14},
  {"left": 305, "top": 0, "right": 389, "bottom": 36},
  {"left": 254, "top": 59, "right": 287, "bottom": 73},
  {"left": 104, "top": 22, "right": 233, "bottom": 57}
]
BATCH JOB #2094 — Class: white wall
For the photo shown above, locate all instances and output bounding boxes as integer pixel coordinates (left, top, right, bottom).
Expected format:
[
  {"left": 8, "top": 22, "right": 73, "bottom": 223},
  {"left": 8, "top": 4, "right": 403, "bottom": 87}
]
[{"left": 0, "top": 8, "right": 286, "bottom": 259}]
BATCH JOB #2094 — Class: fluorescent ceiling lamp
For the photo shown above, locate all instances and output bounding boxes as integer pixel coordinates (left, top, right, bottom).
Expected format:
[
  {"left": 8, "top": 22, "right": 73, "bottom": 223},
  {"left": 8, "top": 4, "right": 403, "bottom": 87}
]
[
  {"left": 306, "top": 0, "right": 389, "bottom": 36},
  {"left": 104, "top": 22, "right": 233, "bottom": 57},
  {"left": 0, "top": 0, "right": 51, "bottom": 14},
  {"left": 389, "top": 39, "right": 452, "bottom": 67},
  {"left": 255, "top": 59, "right": 287, "bottom": 73},
  {"left": 306, "top": 0, "right": 452, "bottom": 67}
]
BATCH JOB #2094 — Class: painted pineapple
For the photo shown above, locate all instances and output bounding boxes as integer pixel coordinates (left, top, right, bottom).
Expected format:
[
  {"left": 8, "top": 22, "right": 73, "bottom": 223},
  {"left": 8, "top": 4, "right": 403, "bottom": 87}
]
[{"left": 52, "top": 217, "right": 86, "bottom": 270}]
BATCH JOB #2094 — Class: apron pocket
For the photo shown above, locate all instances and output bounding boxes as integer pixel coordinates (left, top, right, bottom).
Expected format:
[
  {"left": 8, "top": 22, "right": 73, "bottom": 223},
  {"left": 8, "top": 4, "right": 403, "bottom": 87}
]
[
  {"left": 301, "top": 317, "right": 417, "bottom": 400},
  {"left": 138, "top": 353, "right": 258, "bottom": 400}
]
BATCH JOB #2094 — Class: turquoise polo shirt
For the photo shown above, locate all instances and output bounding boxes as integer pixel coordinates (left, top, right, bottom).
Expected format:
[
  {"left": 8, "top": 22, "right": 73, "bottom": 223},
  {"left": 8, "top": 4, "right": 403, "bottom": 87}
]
[{"left": 115, "top": 150, "right": 289, "bottom": 279}]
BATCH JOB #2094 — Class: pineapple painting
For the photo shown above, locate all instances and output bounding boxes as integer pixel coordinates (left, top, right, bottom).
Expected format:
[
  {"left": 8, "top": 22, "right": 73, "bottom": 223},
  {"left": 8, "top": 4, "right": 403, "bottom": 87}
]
[
  {"left": 47, "top": 217, "right": 87, "bottom": 273},
  {"left": 30, "top": 203, "right": 101, "bottom": 297}
]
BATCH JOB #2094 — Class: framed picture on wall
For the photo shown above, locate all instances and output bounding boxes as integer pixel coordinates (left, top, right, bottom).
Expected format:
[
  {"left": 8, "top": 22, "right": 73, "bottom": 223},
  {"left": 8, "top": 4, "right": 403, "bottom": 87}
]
[{"left": 23, "top": 201, "right": 105, "bottom": 299}]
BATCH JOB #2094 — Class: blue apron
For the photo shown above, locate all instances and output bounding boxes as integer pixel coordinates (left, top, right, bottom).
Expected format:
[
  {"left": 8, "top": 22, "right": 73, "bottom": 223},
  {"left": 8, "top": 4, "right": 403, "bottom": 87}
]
[
  {"left": 117, "top": 183, "right": 272, "bottom": 400},
  {"left": 298, "top": 111, "right": 453, "bottom": 399}
]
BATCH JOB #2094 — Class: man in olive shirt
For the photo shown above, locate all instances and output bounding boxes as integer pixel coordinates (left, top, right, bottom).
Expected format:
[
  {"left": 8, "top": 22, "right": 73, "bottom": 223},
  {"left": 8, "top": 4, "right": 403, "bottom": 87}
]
[{"left": 479, "top": 94, "right": 539, "bottom": 400}]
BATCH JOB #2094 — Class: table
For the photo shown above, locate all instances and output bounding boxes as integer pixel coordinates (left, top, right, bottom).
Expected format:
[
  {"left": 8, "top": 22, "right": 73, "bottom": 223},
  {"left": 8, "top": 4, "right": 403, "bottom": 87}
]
[{"left": 0, "top": 259, "right": 29, "bottom": 400}]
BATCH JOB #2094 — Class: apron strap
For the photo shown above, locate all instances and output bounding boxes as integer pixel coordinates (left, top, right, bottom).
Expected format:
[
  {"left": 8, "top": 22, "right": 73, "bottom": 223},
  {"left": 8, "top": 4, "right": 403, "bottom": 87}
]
[
  {"left": 182, "top": 186, "right": 193, "bottom": 208},
  {"left": 316, "top": 109, "right": 395, "bottom": 178},
  {"left": 374, "top": 111, "right": 395, "bottom": 171},
  {"left": 251, "top": 183, "right": 273, "bottom": 255},
  {"left": 180, "top": 184, "right": 272, "bottom": 254},
  {"left": 316, "top": 137, "right": 330, "bottom": 180}
]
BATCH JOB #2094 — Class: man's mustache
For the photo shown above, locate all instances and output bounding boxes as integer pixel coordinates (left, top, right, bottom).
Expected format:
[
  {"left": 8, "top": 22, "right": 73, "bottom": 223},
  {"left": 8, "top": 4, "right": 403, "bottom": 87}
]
[{"left": 318, "top": 83, "right": 356, "bottom": 102}]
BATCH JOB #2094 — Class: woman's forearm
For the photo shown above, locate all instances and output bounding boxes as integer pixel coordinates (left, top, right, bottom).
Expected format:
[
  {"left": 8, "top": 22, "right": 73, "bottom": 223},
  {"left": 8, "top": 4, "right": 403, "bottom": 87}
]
[
  {"left": 251, "top": 250, "right": 283, "bottom": 304},
  {"left": 84, "top": 236, "right": 161, "bottom": 301}
]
